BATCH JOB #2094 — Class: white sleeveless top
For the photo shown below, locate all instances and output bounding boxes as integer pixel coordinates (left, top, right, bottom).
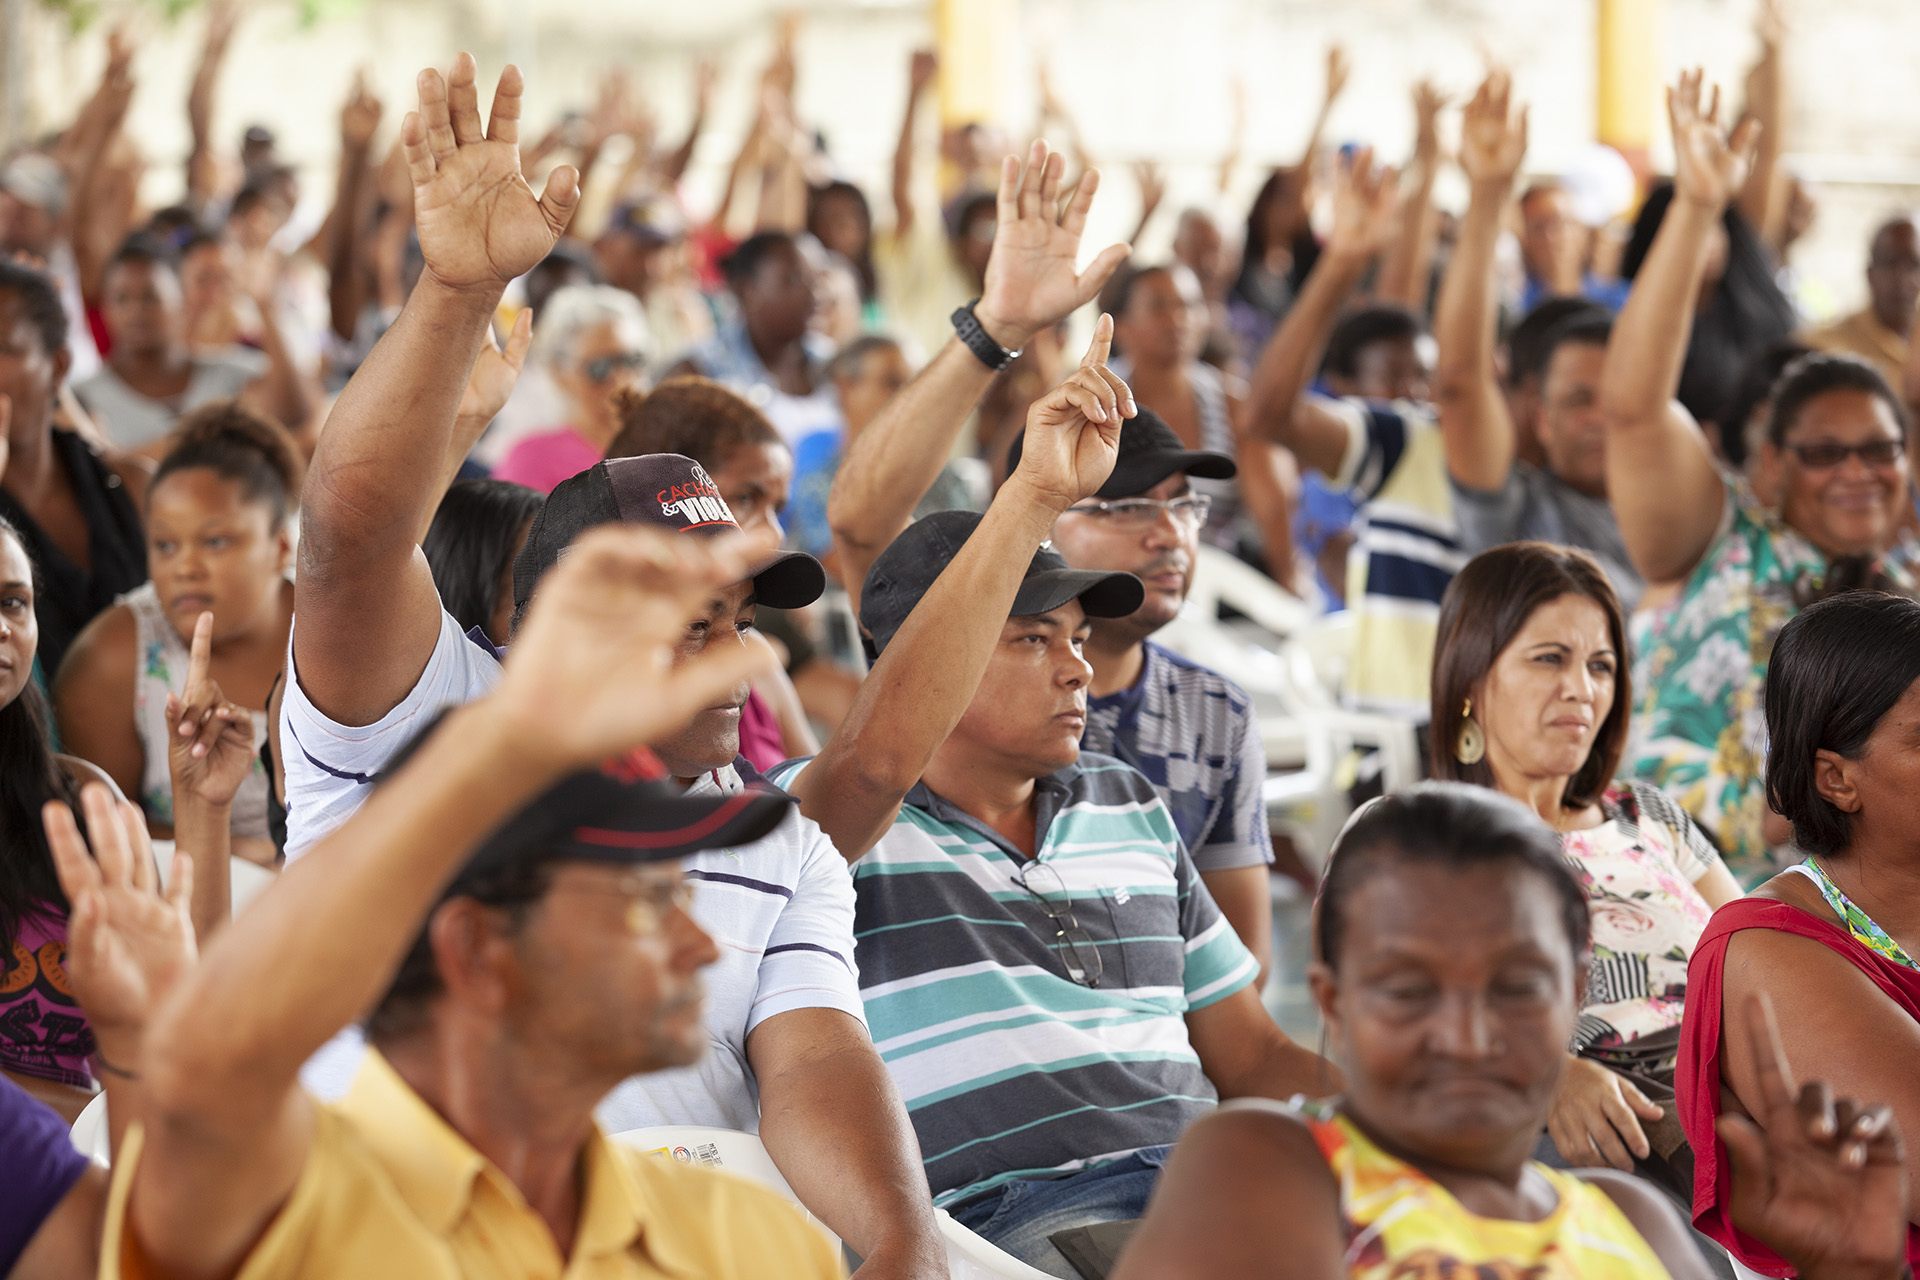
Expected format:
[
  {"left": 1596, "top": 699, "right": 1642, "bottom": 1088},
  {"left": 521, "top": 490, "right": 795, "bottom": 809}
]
[{"left": 122, "top": 582, "right": 272, "bottom": 841}]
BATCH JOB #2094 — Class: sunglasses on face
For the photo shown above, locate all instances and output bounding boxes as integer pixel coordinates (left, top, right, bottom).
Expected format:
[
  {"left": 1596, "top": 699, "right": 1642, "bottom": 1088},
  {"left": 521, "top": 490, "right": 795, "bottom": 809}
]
[
  {"left": 1062, "top": 495, "right": 1212, "bottom": 531},
  {"left": 1783, "top": 438, "right": 1905, "bottom": 470},
  {"left": 582, "top": 351, "right": 648, "bottom": 383}
]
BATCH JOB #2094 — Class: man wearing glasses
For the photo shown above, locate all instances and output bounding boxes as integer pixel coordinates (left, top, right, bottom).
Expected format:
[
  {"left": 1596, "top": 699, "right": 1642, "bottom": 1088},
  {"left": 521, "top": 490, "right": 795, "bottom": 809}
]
[
  {"left": 1010, "top": 409, "right": 1277, "bottom": 985},
  {"left": 777, "top": 319, "right": 1330, "bottom": 1278}
]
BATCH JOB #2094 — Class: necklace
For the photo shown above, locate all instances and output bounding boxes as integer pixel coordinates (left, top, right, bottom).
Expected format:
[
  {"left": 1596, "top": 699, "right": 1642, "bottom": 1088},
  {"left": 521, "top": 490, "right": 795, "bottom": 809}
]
[{"left": 1801, "top": 857, "right": 1919, "bottom": 971}]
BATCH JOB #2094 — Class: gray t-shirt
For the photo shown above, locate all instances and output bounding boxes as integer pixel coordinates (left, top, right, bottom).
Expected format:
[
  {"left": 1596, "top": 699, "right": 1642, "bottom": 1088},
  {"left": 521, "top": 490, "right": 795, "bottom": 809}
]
[
  {"left": 1452, "top": 463, "right": 1644, "bottom": 608},
  {"left": 74, "top": 346, "right": 268, "bottom": 449}
]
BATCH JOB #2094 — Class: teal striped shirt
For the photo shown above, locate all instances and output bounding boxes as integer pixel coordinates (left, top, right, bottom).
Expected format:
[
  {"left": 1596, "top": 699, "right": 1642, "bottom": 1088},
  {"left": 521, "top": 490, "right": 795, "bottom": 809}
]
[{"left": 769, "top": 752, "right": 1258, "bottom": 1207}]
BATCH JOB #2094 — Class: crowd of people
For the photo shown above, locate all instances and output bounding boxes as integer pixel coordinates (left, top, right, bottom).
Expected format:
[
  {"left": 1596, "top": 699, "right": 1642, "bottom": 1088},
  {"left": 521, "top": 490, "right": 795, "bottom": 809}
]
[{"left": 2, "top": 5, "right": 1919, "bottom": 1278}]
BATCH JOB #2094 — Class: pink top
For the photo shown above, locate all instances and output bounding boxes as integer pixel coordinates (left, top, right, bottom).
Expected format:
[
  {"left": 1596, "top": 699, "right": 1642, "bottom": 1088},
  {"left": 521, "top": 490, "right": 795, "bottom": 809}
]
[
  {"left": 493, "top": 426, "right": 605, "bottom": 495},
  {"left": 737, "top": 689, "right": 789, "bottom": 774},
  {"left": 0, "top": 907, "right": 94, "bottom": 1089}
]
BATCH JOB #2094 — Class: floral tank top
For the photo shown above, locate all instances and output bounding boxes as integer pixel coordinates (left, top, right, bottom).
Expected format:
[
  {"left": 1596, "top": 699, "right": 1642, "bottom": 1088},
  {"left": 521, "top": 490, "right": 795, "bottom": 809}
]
[
  {"left": 1233, "top": 1098, "right": 1674, "bottom": 1279},
  {"left": 1628, "top": 480, "right": 1919, "bottom": 886}
]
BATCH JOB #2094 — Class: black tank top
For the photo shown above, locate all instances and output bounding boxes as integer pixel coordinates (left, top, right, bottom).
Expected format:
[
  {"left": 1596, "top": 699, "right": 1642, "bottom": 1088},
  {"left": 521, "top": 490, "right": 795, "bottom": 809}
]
[{"left": 0, "top": 428, "right": 147, "bottom": 677}]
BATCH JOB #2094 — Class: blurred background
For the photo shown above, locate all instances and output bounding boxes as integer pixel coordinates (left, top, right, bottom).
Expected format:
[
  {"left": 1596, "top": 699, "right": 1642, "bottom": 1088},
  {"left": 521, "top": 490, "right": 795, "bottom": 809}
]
[{"left": 4, "top": 0, "right": 1918, "bottom": 323}]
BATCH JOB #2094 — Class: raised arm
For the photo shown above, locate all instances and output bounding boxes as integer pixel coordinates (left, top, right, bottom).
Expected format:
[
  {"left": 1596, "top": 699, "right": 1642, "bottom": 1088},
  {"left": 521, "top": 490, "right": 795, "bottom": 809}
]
[
  {"left": 184, "top": 1, "right": 239, "bottom": 216},
  {"left": 1735, "top": 0, "right": 1787, "bottom": 245},
  {"left": 1376, "top": 81, "right": 1447, "bottom": 311},
  {"left": 1434, "top": 71, "right": 1526, "bottom": 493},
  {"left": 123, "top": 525, "right": 768, "bottom": 1280},
  {"left": 163, "top": 612, "right": 258, "bottom": 941},
  {"left": 890, "top": 50, "right": 938, "bottom": 237},
  {"left": 326, "top": 72, "right": 384, "bottom": 343},
  {"left": 1242, "top": 149, "right": 1398, "bottom": 477},
  {"left": 67, "top": 30, "right": 136, "bottom": 309},
  {"left": 658, "top": 58, "right": 717, "bottom": 188},
  {"left": 1128, "top": 161, "right": 1166, "bottom": 248},
  {"left": 797, "top": 321, "right": 1130, "bottom": 863},
  {"left": 293, "top": 56, "right": 578, "bottom": 729},
  {"left": 829, "top": 139, "right": 1130, "bottom": 607},
  {"left": 1601, "top": 71, "right": 1756, "bottom": 585}
]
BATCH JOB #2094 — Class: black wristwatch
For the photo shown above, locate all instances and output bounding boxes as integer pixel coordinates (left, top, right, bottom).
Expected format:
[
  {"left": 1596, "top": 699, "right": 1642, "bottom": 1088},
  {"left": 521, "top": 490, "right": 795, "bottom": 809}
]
[{"left": 952, "top": 299, "right": 1022, "bottom": 372}]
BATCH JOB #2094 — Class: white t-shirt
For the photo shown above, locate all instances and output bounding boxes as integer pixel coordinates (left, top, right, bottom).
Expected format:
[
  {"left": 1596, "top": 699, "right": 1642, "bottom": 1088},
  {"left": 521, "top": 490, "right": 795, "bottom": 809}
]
[
  {"left": 73, "top": 347, "right": 269, "bottom": 450},
  {"left": 280, "top": 609, "right": 866, "bottom": 1130}
]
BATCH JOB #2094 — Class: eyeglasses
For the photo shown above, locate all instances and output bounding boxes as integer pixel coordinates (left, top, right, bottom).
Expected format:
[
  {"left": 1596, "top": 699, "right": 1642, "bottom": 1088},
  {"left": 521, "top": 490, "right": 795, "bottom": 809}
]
[
  {"left": 1061, "top": 495, "right": 1212, "bottom": 531},
  {"left": 582, "top": 351, "right": 648, "bottom": 384},
  {"left": 1014, "top": 862, "right": 1104, "bottom": 988},
  {"left": 1784, "top": 438, "right": 1905, "bottom": 470},
  {"left": 553, "top": 871, "right": 697, "bottom": 935}
]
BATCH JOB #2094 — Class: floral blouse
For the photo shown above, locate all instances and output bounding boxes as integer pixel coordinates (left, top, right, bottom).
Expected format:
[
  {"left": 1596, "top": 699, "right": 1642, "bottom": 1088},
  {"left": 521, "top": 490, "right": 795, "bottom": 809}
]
[
  {"left": 1564, "top": 781, "right": 1721, "bottom": 1055},
  {"left": 1627, "top": 480, "right": 1920, "bottom": 886}
]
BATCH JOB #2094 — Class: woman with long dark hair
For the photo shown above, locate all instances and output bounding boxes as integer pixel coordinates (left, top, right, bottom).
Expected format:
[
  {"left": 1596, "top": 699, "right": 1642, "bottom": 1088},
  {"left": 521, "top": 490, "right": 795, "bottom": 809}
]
[
  {"left": 0, "top": 514, "right": 94, "bottom": 1121},
  {"left": 421, "top": 479, "right": 545, "bottom": 649}
]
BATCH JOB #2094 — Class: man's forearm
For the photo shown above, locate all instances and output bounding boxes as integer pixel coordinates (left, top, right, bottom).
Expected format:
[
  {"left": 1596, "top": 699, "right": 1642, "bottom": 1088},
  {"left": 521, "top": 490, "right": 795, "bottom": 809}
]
[
  {"left": 828, "top": 336, "right": 996, "bottom": 604},
  {"left": 298, "top": 278, "right": 500, "bottom": 578},
  {"left": 145, "top": 701, "right": 560, "bottom": 1114},
  {"left": 1244, "top": 250, "right": 1367, "bottom": 448},
  {"left": 755, "top": 1014, "right": 942, "bottom": 1273},
  {"left": 804, "top": 484, "right": 1057, "bottom": 853}
]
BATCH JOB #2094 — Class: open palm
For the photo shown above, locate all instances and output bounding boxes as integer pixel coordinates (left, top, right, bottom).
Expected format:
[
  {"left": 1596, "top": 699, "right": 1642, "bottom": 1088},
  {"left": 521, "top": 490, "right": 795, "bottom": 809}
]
[
  {"left": 978, "top": 140, "right": 1131, "bottom": 348},
  {"left": 1326, "top": 147, "right": 1401, "bottom": 260},
  {"left": 1668, "top": 68, "right": 1760, "bottom": 211},
  {"left": 1459, "top": 70, "right": 1527, "bottom": 186},
  {"left": 44, "top": 787, "right": 197, "bottom": 1040},
  {"left": 403, "top": 54, "right": 579, "bottom": 292}
]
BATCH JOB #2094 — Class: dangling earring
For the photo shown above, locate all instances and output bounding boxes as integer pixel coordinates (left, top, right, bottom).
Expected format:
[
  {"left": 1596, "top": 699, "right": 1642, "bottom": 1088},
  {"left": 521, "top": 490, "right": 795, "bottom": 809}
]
[{"left": 1455, "top": 696, "right": 1486, "bottom": 765}]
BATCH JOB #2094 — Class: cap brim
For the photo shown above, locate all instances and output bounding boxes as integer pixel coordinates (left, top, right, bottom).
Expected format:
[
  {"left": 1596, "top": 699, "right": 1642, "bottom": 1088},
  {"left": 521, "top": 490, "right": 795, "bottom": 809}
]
[
  {"left": 554, "top": 782, "right": 793, "bottom": 861},
  {"left": 751, "top": 549, "right": 827, "bottom": 610},
  {"left": 1098, "top": 449, "right": 1237, "bottom": 498},
  {"left": 1011, "top": 568, "right": 1145, "bottom": 621}
]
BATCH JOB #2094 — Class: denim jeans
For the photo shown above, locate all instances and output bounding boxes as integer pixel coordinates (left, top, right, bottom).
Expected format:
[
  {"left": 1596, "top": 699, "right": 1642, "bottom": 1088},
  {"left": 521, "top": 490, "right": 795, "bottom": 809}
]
[{"left": 949, "top": 1147, "right": 1170, "bottom": 1279}]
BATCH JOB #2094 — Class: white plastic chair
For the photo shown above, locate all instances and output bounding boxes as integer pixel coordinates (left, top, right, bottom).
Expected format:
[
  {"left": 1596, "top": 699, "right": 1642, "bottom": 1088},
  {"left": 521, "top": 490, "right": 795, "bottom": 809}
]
[
  {"left": 150, "top": 843, "right": 279, "bottom": 917},
  {"left": 69, "top": 1091, "right": 110, "bottom": 1164},
  {"left": 610, "top": 1125, "right": 1054, "bottom": 1280}
]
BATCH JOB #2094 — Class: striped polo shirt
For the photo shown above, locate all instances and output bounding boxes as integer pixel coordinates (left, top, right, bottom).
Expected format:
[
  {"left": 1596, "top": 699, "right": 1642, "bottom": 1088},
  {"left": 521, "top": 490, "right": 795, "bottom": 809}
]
[
  {"left": 1320, "top": 395, "right": 1465, "bottom": 721},
  {"left": 768, "top": 752, "right": 1258, "bottom": 1208}
]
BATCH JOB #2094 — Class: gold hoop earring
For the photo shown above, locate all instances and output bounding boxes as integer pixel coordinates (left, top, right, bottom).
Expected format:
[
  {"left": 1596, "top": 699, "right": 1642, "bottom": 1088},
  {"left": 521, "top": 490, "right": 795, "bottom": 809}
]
[{"left": 1454, "top": 696, "right": 1486, "bottom": 766}]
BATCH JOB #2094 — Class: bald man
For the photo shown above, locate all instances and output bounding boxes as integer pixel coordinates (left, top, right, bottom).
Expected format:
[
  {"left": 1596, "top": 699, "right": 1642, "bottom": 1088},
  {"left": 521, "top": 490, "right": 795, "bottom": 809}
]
[{"left": 1806, "top": 214, "right": 1919, "bottom": 388}]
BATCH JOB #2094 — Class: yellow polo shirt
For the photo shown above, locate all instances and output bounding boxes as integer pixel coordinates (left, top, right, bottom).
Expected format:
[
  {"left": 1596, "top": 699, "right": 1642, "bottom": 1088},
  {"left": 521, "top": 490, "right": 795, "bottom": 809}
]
[{"left": 100, "top": 1051, "right": 843, "bottom": 1280}]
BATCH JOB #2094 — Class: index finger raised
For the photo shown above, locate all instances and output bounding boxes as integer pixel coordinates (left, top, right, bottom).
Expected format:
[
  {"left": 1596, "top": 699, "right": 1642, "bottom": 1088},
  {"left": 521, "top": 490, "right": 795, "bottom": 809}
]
[
  {"left": 1080, "top": 312, "right": 1114, "bottom": 370},
  {"left": 186, "top": 611, "right": 214, "bottom": 698}
]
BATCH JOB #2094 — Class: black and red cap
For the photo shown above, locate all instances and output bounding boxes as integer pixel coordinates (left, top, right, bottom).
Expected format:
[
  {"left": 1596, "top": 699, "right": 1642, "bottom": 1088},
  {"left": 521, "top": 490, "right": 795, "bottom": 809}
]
[{"left": 511, "top": 453, "right": 826, "bottom": 614}]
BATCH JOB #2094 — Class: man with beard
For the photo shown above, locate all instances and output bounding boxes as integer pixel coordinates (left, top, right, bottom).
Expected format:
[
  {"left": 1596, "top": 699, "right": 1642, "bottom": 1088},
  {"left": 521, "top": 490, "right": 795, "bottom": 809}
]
[{"left": 1006, "top": 411, "right": 1274, "bottom": 981}]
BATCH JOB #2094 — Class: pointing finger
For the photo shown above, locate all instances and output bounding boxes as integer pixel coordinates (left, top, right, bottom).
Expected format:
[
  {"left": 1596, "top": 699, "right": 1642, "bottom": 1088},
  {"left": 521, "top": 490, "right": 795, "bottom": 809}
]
[
  {"left": 187, "top": 611, "right": 214, "bottom": 700},
  {"left": 1080, "top": 312, "right": 1114, "bottom": 370}
]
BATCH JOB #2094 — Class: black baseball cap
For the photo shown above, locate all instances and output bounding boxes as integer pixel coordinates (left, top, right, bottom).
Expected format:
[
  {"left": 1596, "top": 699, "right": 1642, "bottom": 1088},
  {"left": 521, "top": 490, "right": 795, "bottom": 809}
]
[
  {"left": 1005, "top": 407, "right": 1236, "bottom": 499},
  {"left": 377, "top": 719, "right": 793, "bottom": 898},
  {"left": 512, "top": 454, "right": 826, "bottom": 614},
  {"left": 859, "top": 510, "right": 1145, "bottom": 657}
]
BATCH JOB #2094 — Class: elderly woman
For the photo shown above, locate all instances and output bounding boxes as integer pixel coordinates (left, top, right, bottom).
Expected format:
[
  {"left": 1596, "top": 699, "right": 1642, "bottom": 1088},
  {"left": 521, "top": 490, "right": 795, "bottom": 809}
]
[
  {"left": 1429, "top": 542, "right": 1741, "bottom": 1201},
  {"left": 1680, "top": 591, "right": 1920, "bottom": 1275},
  {"left": 1114, "top": 784, "right": 1909, "bottom": 1280},
  {"left": 492, "top": 284, "right": 650, "bottom": 494},
  {"left": 1603, "top": 73, "right": 1920, "bottom": 883}
]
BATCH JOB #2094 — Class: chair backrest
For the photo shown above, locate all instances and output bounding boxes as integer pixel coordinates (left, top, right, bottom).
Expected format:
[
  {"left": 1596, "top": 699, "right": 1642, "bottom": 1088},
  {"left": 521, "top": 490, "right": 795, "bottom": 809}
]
[{"left": 69, "top": 1091, "right": 110, "bottom": 1164}]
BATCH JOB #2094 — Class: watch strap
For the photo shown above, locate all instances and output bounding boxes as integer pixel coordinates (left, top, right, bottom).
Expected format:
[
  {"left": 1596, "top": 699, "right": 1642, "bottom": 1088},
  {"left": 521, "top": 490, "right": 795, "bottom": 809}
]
[{"left": 951, "top": 299, "right": 1021, "bottom": 372}]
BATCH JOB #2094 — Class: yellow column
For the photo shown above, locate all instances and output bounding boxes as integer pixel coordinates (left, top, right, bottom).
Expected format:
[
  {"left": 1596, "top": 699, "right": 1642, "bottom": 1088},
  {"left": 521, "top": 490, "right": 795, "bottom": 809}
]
[
  {"left": 934, "top": 0, "right": 1011, "bottom": 128},
  {"left": 1596, "top": 0, "right": 1663, "bottom": 175}
]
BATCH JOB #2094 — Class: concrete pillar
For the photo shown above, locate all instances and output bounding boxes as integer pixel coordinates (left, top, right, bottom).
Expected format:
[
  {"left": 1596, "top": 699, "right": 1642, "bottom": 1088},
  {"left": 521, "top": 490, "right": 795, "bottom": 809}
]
[
  {"left": 934, "top": 0, "right": 1011, "bottom": 128},
  {"left": 1596, "top": 0, "right": 1663, "bottom": 177}
]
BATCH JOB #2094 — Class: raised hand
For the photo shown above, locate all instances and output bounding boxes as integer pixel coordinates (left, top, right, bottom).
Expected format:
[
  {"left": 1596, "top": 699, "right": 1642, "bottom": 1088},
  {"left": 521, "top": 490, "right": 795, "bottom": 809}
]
[
  {"left": 341, "top": 69, "right": 384, "bottom": 150},
  {"left": 1008, "top": 314, "right": 1132, "bottom": 513},
  {"left": 1132, "top": 161, "right": 1167, "bottom": 233},
  {"left": 1668, "top": 68, "right": 1761, "bottom": 211},
  {"left": 167, "top": 612, "right": 258, "bottom": 809},
  {"left": 458, "top": 307, "right": 533, "bottom": 424},
  {"left": 1323, "top": 45, "right": 1352, "bottom": 108},
  {"left": 43, "top": 785, "right": 197, "bottom": 1050},
  {"left": 1719, "top": 994, "right": 1909, "bottom": 1280},
  {"left": 1411, "top": 80, "right": 1450, "bottom": 165},
  {"left": 488, "top": 526, "right": 775, "bottom": 770},
  {"left": 909, "top": 48, "right": 939, "bottom": 98},
  {"left": 401, "top": 54, "right": 580, "bottom": 295},
  {"left": 976, "top": 141, "right": 1132, "bottom": 351},
  {"left": 1458, "top": 69, "right": 1528, "bottom": 188},
  {"left": 1324, "top": 147, "right": 1401, "bottom": 262}
]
